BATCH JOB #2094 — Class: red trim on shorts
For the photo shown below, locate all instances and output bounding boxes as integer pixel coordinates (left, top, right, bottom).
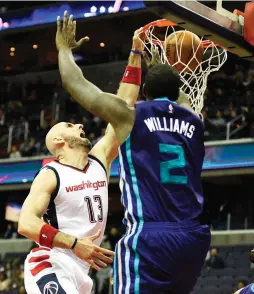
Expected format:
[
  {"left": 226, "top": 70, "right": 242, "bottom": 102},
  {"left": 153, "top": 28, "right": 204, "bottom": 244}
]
[
  {"left": 31, "top": 261, "right": 52, "bottom": 276},
  {"left": 28, "top": 255, "right": 50, "bottom": 263},
  {"left": 32, "top": 247, "right": 50, "bottom": 253}
]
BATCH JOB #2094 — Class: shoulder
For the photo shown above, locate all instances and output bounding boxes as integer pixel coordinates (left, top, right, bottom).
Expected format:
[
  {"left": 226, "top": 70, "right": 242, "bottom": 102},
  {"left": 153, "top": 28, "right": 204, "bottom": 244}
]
[
  {"left": 34, "top": 162, "right": 60, "bottom": 188},
  {"left": 36, "top": 162, "right": 60, "bottom": 180},
  {"left": 31, "top": 166, "right": 59, "bottom": 196}
]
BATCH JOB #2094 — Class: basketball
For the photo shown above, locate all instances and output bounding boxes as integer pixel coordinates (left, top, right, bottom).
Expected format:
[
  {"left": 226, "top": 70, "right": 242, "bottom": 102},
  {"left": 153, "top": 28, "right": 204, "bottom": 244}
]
[{"left": 165, "top": 30, "right": 204, "bottom": 72}]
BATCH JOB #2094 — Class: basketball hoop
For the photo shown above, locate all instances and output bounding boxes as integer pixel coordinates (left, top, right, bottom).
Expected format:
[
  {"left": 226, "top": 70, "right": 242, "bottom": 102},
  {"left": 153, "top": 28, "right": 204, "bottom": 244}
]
[{"left": 139, "top": 19, "right": 228, "bottom": 115}]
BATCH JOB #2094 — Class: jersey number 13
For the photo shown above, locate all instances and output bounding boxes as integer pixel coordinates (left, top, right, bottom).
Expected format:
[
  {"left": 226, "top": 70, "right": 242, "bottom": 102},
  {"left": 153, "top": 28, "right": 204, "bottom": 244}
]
[{"left": 84, "top": 195, "right": 103, "bottom": 223}]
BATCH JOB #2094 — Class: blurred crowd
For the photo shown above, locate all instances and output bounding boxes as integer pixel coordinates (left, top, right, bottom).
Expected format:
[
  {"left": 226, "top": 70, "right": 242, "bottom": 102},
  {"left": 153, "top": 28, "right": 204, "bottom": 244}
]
[
  {"left": 0, "top": 259, "right": 25, "bottom": 294},
  {"left": 0, "top": 229, "right": 253, "bottom": 294},
  {"left": 203, "top": 62, "right": 254, "bottom": 141},
  {"left": 0, "top": 59, "right": 254, "bottom": 159},
  {"left": 0, "top": 226, "right": 122, "bottom": 294}
]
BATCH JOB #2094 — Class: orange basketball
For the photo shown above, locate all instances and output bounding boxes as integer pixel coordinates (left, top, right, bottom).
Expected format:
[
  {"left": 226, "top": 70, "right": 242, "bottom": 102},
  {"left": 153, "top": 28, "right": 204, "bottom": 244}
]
[{"left": 165, "top": 30, "right": 204, "bottom": 72}]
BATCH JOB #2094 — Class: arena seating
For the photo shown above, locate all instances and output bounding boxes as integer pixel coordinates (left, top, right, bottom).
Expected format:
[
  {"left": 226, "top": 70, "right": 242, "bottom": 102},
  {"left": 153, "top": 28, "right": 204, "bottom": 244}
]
[
  {"left": 193, "top": 245, "right": 253, "bottom": 294},
  {"left": 0, "top": 245, "right": 252, "bottom": 293}
]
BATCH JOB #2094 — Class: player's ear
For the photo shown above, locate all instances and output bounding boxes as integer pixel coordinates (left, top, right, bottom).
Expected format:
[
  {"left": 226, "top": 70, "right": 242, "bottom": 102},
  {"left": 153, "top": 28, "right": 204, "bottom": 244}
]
[{"left": 53, "top": 136, "right": 65, "bottom": 147}]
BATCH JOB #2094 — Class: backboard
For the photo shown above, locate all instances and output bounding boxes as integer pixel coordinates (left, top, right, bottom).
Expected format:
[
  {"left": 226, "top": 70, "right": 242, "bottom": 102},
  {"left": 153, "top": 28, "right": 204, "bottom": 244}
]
[{"left": 144, "top": 0, "right": 254, "bottom": 60}]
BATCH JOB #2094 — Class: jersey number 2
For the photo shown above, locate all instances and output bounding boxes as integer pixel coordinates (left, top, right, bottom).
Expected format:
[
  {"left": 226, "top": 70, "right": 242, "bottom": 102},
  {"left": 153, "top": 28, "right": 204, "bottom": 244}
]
[
  {"left": 84, "top": 195, "right": 103, "bottom": 223},
  {"left": 159, "top": 144, "right": 187, "bottom": 184}
]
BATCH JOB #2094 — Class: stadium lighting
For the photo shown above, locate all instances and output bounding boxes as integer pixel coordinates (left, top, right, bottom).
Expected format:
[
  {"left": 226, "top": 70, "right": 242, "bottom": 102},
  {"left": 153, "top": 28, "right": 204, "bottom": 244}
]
[
  {"left": 108, "top": 6, "right": 114, "bottom": 13},
  {"left": 90, "top": 6, "right": 97, "bottom": 13},
  {"left": 100, "top": 6, "right": 106, "bottom": 13}
]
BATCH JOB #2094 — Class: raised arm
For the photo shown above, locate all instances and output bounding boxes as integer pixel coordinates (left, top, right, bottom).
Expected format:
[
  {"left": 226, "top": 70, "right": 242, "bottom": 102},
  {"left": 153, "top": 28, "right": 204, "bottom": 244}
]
[
  {"left": 117, "top": 28, "right": 143, "bottom": 106},
  {"left": 90, "top": 30, "right": 143, "bottom": 169},
  {"left": 18, "top": 168, "right": 114, "bottom": 271},
  {"left": 56, "top": 11, "right": 135, "bottom": 145}
]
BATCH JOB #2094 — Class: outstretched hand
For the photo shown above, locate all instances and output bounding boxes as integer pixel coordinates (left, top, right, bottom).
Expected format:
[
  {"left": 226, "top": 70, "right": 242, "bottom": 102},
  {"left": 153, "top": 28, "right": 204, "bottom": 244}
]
[
  {"left": 56, "top": 10, "right": 89, "bottom": 51},
  {"left": 73, "top": 229, "right": 115, "bottom": 271}
]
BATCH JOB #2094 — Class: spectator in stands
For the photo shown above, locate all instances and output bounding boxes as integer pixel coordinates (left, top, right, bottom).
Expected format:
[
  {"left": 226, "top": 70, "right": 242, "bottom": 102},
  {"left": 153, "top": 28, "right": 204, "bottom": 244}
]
[
  {"left": 212, "top": 110, "right": 226, "bottom": 127},
  {"left": 101, "top": 234, "right": 112, "bottom": 250},
  {"left": 9, "top": 265, "right": 24, "bottom": 290},
  {"left": 9, "top": 145, "right": 22, "bottom": 159},
  {"left": 205, "top": 247, "right": 225, "bottom": 269},
  {"left": 5, "top": 262, "right": 12, "bottom": 279},
  {"left": 19, "top": 136, "right": 36, "bottom": 157},
  {"left": 19, "top": 285, "right": 26, "bottom": 294},
  {"left": 15, "top": 116, "right": 28, "bottom": 140},
  {"left": 88, "top": 132, "right": 97, "bottom": 146},
  {"left": 214, "top": 88, "right": 227, "bottom": 105},
  {"left": 0, "top": 271, "right": 10, "bottom": 291},
  {"left": 107, "top": 227, "right": 121, "bottom": 250},
  {"left": 82, "top": 115, "right": 92, "bottom": 133}
]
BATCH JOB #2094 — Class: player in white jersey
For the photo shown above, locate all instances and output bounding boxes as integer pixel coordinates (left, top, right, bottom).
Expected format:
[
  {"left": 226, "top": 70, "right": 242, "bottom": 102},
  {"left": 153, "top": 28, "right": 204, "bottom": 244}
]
[
  {"left": 18, "top": 122, "right": 118, "bottom": 293},
  {"left": 18, "top": 12, "right": 143, "bottom": 293}
]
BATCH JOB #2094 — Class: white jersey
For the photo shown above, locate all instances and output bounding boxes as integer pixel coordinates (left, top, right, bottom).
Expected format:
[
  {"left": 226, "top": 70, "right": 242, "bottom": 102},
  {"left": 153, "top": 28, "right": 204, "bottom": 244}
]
[
  {"left": 42, "top": 155, "right": 108, "bottom": 246},
  {"left": 24, "top": 155, "right": 108, "bottom": 293}
]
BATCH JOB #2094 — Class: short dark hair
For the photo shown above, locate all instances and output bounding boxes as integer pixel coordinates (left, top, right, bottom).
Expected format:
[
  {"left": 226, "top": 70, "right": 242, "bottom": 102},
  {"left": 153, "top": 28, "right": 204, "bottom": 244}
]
[
  {"left": 238, "top": 280, "right": 248, "bottom": 287},
  {"left": 144, "top": 64, "right": 181, "bottom": 101}
]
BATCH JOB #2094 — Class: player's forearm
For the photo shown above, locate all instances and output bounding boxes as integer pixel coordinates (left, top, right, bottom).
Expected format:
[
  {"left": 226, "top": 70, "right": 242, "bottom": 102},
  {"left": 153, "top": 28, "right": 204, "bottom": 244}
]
[
  {"left": 18, "top": 216, "right": 75, "bottom": 249},
  {"left": 18, "top": 214, "right": 45, "bottom": 243},
  {"left": 117, "top": 52, "right": 141, "bottom": 106},
  {"left": 58, "top": 48, "right": 92, "bottom": 90},
  {"left": 58, "top": 48, "right": 134, "bottom": 130}
]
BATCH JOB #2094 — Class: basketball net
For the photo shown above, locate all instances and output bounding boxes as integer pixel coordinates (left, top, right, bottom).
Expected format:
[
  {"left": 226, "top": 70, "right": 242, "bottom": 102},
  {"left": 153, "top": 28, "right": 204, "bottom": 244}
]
[{"left": 138, "top": 23, "right": 228, "bottom": 115}]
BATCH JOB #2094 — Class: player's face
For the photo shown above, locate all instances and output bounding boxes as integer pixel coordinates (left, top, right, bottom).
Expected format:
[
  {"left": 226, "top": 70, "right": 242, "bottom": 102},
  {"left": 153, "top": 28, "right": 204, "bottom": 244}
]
[{"left": 62, "top": 122, "right": 92, "bottom": 150}]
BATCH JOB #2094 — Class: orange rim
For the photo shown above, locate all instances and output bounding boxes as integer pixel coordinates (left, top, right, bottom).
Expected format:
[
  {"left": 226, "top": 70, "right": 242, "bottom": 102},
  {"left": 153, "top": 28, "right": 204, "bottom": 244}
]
[
  {"left": 141, "top": 19, "right": 229, "bottom": 51},
  {"left": 142, "top": 19, "right": 176, "bottom": 32}
]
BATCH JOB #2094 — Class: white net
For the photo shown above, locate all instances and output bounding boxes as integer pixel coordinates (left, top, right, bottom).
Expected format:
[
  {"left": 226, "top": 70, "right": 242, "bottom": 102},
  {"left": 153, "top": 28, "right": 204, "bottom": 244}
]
[{"left": 138, "top": 23, "right": 228, "bottom": 115}]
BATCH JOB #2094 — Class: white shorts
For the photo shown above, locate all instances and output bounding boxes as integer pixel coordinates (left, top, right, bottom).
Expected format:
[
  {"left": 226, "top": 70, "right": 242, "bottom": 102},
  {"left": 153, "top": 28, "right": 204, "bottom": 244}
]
[{"left": 24, "top": 247, "right": 93, "bottom": 294}]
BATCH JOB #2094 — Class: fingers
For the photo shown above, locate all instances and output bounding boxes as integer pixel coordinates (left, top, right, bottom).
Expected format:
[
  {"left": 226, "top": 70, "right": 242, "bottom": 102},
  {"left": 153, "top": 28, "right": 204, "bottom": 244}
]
[
  {"left": 73, "top": 20, "right": 76, "bottom": 35},
  {"left": 56, "top": 16, "right": 61, "bottom": 32},
  {"left": 154, "top": 47, "right": 161, "bottom": 61},
  {"left": 142, "top": 51, "right": 151, "bottom": 68},
  {"left": 89, "top": 229, "right": 101, "bottom": 241},
  {"left": 93, "top": 251, "right": 113, "bottom": 264},
  {"left": 68, "top": 14, "right": 73, "bottom": 27},
  {"left": 134, "top": 27, "right": 143, "bottom": 38},
  {"left": 92, "top": 258, "right": 107, "bottom": 268},
  {"left": 57, "top": 11, "right": 74, "bottom": 32},
  {"left": 76, "top": 36, "right": 90, "bottom": 47},
  {"left": 63, "top": 10, "right": 68, "bottom": 29},
  {"left": 95, "top": 246, "right": 115, "bottom": 256},
  {"left": 87, "top": 259, "right": 101, "bottom": 271}
]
